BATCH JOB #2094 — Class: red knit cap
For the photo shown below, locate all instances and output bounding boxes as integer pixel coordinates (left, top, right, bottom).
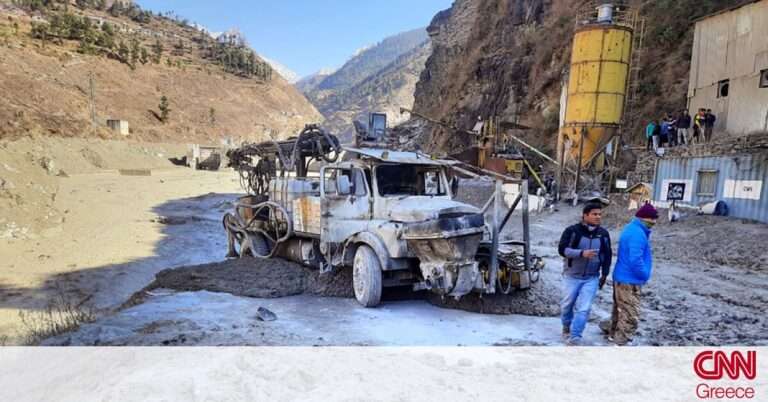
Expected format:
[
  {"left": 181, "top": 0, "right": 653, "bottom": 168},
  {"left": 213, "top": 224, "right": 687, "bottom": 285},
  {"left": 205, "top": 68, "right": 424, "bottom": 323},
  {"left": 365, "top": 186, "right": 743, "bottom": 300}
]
[{"left": 636, "top": 203, "right": 659, "bottom": 219}]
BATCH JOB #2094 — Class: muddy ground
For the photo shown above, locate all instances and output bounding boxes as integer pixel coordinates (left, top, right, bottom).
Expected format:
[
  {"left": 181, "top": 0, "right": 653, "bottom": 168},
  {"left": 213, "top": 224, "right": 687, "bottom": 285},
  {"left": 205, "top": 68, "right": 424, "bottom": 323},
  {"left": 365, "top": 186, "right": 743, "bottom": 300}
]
[
  {"left": 125, "top": 255, "right": 559, "bottom": 318},
  {"left": 2, "top": 141, "right": 766, "bottom": 346},
  {"left": 127, "top": 258, "right": 354, "bottom": 305},
  {"left": 50, "top": 192, "right": 768, "bottom": 346}
]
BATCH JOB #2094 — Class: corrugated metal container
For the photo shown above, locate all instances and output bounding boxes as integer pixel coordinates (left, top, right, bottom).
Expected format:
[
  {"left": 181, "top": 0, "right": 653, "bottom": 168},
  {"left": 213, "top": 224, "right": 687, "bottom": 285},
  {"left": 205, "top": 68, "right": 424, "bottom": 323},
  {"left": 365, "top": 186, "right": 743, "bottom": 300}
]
[{"left": 652, "top": 154, "right": 768, "bottom": 222}]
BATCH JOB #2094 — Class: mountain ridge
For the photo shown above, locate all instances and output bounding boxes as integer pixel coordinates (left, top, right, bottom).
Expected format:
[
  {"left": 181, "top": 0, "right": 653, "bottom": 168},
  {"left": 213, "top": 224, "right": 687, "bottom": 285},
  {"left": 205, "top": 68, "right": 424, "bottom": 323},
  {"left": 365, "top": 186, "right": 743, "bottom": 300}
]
[{"left": 299, "top": 28, "right": 430, "bottom": 139}]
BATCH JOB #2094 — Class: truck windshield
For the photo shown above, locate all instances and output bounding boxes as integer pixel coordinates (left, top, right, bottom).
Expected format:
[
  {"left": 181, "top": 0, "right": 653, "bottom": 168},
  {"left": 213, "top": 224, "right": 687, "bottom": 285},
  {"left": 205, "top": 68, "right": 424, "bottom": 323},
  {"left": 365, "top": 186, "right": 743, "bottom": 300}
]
[{"left": 376, "top": 165, "right": 445, "bottom": 196}]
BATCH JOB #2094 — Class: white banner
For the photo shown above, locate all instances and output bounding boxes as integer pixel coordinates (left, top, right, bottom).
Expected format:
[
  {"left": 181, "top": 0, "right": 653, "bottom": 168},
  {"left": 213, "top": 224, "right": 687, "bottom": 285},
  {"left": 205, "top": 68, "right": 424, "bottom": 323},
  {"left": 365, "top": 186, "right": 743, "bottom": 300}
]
[
  {"left": 0, "top": 347, "right": 765, "bottom": 402},
  {"left": 724, "top": 180, "right": 763, "bottom": 200}
]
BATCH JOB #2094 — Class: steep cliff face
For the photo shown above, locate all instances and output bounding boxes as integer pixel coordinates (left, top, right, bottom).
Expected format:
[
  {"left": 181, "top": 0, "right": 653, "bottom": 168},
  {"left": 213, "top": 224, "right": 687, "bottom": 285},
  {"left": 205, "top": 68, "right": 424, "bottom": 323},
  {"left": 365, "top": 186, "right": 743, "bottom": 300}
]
[
  {"left": 412, "top": 0, "right": 742, "bottom": 156},
  {"left": 413, "top": 0, "right": 556, "bottom": 154}
]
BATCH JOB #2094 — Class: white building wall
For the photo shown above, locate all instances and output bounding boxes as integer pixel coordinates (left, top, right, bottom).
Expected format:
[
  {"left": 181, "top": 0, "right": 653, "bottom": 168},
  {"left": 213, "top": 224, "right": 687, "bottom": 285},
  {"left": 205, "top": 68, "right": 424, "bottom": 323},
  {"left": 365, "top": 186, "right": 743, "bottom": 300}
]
[{"left": 687, "top": 0, "right": 768, "bottom": 135}]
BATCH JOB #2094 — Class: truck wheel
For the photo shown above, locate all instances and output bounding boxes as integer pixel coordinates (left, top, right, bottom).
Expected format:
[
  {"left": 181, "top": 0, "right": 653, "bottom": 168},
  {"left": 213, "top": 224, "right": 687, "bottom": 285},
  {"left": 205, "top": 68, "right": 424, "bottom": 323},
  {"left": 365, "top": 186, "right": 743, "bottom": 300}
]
[{"left": 353, "top": 245, "right": 382, "bottom": 307}]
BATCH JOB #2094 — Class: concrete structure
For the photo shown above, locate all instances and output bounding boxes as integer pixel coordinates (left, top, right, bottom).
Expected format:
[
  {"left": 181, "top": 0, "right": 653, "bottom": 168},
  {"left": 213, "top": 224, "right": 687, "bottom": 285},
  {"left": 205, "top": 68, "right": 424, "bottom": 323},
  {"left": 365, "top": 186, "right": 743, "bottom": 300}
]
[
  {"left": 653, "top": 154, "right": 768, "bottom": 223},
  {"left": 558, "top": 2, "right": 639, "bottom": 170},
  {"left": 687, "top": 0, "right": 768, "bottom": 135},
  {"left": 106, "top": 119, "right": 129, "bottom": 136}
]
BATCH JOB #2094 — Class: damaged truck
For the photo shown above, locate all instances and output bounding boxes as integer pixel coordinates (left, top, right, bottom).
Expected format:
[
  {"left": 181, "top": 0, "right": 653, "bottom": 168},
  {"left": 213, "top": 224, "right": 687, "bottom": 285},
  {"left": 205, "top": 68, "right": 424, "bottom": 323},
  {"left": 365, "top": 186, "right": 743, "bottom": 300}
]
[{"left": 223, "top": 119, "right": 543, "bottom": 307}]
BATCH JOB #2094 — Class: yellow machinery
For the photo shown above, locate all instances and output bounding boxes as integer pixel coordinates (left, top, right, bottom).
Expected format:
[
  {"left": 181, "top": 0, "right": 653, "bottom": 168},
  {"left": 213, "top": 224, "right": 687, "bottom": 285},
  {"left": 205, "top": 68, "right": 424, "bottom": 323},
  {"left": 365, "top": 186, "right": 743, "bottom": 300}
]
[{"left": 558, "top": 2, "right": 641, "bottom": 197}]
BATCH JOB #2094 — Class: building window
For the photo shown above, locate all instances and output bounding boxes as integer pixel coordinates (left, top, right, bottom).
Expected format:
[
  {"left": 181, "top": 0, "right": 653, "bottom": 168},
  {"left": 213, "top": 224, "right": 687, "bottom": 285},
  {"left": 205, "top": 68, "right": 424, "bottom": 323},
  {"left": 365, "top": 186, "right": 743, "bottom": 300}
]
[
  {"left": 718, "top": 80, "right": 730, "bottom": 98},
  {"left": 697, "top": 170, "right": 718, "bottom": 196},
  {"left": 760, "top": 69, "right": 768, "bottom": 88}
]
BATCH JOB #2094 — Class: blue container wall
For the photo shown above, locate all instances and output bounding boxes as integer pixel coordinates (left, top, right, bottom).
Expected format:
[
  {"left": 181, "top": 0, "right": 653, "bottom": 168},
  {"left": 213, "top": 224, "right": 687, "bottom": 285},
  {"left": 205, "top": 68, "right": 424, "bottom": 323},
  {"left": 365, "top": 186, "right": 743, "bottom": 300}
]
[{"left": 652, "top": 154, "right": 768, "bottom": 223}]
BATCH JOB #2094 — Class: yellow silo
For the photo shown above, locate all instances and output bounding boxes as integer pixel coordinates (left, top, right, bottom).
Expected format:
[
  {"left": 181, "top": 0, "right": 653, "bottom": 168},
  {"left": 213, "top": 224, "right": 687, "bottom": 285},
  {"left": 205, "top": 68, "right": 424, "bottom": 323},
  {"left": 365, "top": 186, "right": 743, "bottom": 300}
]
[{"left": 558, "top": 3, "right": 636, "bottom": 170}]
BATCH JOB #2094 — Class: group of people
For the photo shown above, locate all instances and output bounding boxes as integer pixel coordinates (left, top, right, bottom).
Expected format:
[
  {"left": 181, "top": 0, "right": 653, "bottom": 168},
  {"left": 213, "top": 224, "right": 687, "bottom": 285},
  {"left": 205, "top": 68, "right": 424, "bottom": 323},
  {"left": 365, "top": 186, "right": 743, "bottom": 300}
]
[
  {"left": 558, "top": 202, "right": 658, "bottom": 346},
  {"left": 645, "top": 109, "right": 717, "bottom": 151}
]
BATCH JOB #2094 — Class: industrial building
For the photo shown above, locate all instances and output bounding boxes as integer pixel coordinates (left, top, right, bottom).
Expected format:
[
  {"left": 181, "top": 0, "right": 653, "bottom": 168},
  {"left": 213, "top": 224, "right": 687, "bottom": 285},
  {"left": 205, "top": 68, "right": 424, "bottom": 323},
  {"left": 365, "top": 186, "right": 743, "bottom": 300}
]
[{"left": 687, "top": 0, "right": 768, "bottom": 135}]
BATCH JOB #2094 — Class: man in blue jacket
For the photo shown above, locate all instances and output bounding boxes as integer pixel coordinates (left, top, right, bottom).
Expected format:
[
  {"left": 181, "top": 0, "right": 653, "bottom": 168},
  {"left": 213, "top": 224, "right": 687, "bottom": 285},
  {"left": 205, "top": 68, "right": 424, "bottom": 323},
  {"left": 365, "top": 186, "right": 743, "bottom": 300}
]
[
  {"left": 605, "top": 203, "right": 658, "bottom": 345},
  {"left": 557, "top": 203, "right": 612, "bottom": 345}
]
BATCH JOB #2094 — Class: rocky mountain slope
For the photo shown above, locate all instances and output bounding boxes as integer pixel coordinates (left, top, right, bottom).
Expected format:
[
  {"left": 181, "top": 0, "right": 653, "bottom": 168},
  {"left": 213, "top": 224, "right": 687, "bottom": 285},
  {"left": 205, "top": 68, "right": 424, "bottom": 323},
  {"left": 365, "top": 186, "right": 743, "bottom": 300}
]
[
  {"left": 295, "top": 70, "right": 333, "bottom": 94},
  {"left": 0, "top": 1, "right": 322, "bottom": 143},
  {"left": 411, "top": 0, "right": 742, "bottom": 156},
  {"left": 300, "top": 28, "right": 429, "bottom": 138}
]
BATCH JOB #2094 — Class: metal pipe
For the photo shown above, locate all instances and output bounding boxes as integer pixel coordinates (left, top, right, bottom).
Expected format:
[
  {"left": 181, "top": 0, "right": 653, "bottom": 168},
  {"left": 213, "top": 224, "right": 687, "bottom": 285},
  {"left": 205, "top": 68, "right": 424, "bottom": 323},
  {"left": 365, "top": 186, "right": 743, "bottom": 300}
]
[
  {"left": 499, "top": 193, "right": 523, "bottom": 232},
  {"left": 481, "top": 192, "right": 495, "bottom": 214},
  {"left": 523, "top": 159, "right": 546, "bottom": 193},
  {"left": 557, "top": 136, "right": 568, "bottom": 202},
  {"left": 521, "top": 180, "right": 531, "bottom": 271},
  {"left": 574, "top": 127, "right": 586, "bottom": 198},
  {"left": 506, "top": 132, "right": 561, "bottom": 167},
  {"left": 488, "top": 180, "right": 502, "bottom": 294}
]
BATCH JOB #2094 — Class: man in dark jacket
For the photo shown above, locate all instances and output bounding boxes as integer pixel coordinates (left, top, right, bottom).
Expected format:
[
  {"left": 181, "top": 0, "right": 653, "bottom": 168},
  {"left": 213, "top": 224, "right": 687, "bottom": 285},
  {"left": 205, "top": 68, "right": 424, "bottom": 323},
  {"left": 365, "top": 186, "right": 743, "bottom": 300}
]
[
  {"left": 557, "top": 203, "right": 612, "bottom": 345},
  {"left": 705, "top": 109, "right": 717, "bottom": 142}
]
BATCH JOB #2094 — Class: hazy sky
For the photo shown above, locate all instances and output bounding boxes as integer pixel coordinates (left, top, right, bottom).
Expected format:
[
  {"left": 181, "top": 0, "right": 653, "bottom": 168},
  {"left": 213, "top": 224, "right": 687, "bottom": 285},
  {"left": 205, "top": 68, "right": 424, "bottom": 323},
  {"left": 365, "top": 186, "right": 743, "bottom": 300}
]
[{"left": 134, "top": 0, "right": 453, "bottom": 78}]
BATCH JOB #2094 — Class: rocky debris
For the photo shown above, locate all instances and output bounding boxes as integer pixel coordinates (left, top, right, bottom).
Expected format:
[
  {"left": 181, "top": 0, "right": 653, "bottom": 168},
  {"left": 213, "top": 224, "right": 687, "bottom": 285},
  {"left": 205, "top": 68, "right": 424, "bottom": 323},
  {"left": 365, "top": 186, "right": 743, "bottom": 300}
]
[
  {"left": 150, "top": 216, "right": 203, "bottom": 226},
  {"left": 39, "top": 156, "right": 58, "bottom": 176},
  {"left": 79, "top": 147, "right": 105, "bottom": 168},
  {"left": 428, "top": 284, "right": 559, "bottom": 317},
  {"left": 602, "top": 199, "right": 768, "bottom": 272},
  {"left": 256, "top": 307, "right": 277, "bottom": 322}
]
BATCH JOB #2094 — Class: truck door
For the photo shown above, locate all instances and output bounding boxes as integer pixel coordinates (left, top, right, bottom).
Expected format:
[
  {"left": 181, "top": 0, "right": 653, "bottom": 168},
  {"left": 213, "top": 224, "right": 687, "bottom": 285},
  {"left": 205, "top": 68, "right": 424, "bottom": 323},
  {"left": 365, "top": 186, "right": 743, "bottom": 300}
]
[{"left": 320, "top": 166, "right": 371, "bottom": 245}]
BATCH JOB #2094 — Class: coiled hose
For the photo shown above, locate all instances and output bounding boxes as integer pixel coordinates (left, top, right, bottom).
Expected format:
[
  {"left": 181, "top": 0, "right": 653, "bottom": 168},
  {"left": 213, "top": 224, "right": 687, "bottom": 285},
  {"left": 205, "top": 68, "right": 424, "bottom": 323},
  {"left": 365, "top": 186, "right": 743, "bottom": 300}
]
[{"left": 223, "top": 200, "right": 293, "bottom": 259}]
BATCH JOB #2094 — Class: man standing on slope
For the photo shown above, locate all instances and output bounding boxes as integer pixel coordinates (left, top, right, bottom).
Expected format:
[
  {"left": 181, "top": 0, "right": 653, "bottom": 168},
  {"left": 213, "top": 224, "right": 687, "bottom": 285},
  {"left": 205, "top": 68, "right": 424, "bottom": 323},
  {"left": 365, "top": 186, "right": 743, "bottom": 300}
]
[
  {"left": 603, "top": 203, "right": 658, "bottom": 346},
  {"left": 557, "top": 203, "right": 612, "bottom": 346}
]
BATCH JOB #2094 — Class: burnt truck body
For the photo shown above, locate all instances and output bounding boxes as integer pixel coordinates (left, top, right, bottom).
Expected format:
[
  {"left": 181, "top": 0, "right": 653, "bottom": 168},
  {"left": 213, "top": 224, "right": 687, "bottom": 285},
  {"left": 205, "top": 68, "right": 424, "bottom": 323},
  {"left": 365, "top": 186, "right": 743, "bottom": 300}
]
[{"left": 223, "top": 126, "right": 543, "bottom": 307}]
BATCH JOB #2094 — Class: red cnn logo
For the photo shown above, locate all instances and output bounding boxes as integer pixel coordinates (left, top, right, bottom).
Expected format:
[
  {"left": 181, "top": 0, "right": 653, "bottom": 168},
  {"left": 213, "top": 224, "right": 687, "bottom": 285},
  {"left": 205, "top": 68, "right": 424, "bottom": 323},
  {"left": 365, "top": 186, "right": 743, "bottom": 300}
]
[{"left": 694, "top": 351, "right": 757, "bottom": 380}]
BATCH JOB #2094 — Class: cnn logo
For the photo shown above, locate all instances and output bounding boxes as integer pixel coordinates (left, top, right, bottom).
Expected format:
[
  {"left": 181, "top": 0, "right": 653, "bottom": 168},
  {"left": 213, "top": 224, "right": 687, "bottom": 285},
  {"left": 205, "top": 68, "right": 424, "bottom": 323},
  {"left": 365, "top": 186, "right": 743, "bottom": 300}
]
[{"left": 694, "top": 351, "right": 757, "bottom": 380}]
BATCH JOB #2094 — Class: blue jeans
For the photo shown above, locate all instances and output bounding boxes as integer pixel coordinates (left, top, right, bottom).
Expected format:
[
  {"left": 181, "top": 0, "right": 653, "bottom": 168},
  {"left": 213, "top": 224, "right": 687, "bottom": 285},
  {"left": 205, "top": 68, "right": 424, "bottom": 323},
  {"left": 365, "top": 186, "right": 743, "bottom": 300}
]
[{"left": 560, "top": 275, "right": 600, "bottom": 339}]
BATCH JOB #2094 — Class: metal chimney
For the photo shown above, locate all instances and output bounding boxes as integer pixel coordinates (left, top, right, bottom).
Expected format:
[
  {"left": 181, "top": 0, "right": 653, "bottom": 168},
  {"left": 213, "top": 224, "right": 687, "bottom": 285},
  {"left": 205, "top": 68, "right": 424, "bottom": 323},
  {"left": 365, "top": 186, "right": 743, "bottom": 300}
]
[{"left": 596, "top": 3, "right": 614, "bottom": 23}]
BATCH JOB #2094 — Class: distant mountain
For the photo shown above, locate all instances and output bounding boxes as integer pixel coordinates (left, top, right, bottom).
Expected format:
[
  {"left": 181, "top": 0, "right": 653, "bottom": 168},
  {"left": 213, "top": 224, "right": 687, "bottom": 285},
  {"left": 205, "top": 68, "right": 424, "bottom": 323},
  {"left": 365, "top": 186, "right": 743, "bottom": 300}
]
[
  {"left": 299, "top": 28, "right": 430, "bottom": 140},
  {"left": 316, "top": 28, "right": 429, "bottom": 93},
  {"left": 319, "top": 41, "right": 432, "bottom": 140},
  {"left": 295, "top": 70, "right": 332, "bottom": 94},
  {"left": 262, "top": 56, "right": 300, "bottom": 84}
]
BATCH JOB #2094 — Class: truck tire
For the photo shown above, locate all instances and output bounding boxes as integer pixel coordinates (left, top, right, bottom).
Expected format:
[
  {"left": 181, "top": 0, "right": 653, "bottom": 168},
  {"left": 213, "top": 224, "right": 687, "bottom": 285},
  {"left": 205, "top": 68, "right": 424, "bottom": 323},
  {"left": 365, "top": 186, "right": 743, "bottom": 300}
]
[{"left": 353, "top": 245, "right": 382, "bottom": 307}]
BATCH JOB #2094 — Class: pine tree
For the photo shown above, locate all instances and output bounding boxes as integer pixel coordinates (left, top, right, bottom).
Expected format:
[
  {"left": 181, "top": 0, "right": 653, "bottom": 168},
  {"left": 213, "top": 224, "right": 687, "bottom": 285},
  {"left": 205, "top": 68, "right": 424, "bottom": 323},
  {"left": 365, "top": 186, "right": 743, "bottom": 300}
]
[
  {"left": 129, "top": 38, "right": 140, "bottom": 66},
  {"left": 117, "top": 40, "right": 130, "bottom": 64},
  {"left": 158, "top": 96, "right": 171, "bottom": 123},
  {"left": 152, "top": 39, "right": 163, "bottom": 64}
]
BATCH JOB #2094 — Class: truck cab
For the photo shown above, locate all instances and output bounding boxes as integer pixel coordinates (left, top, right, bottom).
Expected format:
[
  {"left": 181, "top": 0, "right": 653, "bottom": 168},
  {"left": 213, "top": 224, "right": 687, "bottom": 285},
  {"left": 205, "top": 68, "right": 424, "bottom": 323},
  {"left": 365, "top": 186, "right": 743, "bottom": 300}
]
[{"left": 306, "top": 148, "right": 486, "bottom": 306}]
